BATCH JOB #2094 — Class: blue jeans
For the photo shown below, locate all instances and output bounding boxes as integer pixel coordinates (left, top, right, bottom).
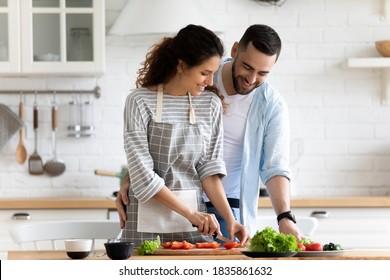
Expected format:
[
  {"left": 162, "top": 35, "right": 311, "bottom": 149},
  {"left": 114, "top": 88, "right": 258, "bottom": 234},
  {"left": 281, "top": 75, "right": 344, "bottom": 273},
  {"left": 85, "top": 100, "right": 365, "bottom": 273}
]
[{"left": 207, "top": 206, "right": 240, "bottom": 243}]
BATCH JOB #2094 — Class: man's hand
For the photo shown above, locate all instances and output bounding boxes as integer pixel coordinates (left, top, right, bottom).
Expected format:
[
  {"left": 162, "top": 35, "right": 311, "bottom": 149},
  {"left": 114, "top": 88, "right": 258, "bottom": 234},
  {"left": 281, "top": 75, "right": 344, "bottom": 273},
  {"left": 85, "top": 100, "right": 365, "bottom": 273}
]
[
  {"left": 115, "top": 172, "right": 130, "bottom": 228},
  {"left": 278, "top": 219, "right": 303, "bottom": 240}
]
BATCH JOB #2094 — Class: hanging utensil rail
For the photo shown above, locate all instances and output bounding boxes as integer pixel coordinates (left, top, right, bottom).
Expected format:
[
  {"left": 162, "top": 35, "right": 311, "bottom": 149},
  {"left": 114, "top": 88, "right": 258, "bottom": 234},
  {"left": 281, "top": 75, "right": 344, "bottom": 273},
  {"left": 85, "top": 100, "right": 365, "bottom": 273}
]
[{"left": 0, "top": 86, "right": 101, "bottom": 99}]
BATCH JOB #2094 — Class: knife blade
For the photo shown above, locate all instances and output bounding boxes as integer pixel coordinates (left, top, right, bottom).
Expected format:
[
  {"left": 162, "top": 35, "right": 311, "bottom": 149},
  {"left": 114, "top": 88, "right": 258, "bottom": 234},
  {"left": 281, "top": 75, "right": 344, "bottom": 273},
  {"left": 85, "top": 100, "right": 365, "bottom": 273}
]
[
  {"left": 213, "top": 232, "right": 232, "bottom": 243},
  {"left": 192, "top": 224, "right": 232, "bottom": 243}
]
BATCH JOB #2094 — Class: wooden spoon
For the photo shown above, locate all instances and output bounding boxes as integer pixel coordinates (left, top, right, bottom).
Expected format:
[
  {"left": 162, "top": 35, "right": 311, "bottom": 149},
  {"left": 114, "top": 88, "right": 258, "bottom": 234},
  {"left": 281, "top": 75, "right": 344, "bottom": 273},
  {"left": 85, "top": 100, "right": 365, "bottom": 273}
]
[{"left": 15, "top": 100, "right": 27, "bottom": 164}]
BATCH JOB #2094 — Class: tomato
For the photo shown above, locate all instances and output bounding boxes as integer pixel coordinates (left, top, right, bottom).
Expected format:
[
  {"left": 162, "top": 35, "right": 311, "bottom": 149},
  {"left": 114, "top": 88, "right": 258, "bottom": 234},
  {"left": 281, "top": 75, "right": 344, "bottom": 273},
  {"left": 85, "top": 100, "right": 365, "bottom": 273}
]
[
  {"left": 161, "top": 242, "right": 172, "bottom": 249},
  {"left": 297, "top": 243, "right": 306, "bottom": 251},
  {"left": 171, "top": 241, "right": 184, "bottom": 249},
  {"left": 195, "top": 242, "right": 219, "bottom": 249},
  {"left": 307, "top": 242, "right": 323, "bottom": 251},
  {"left": 223, "top": 242, "right": 240, "bottom": 250},
  {"left": 182, "top": 240, "right": 195, "bottom": 250},
  {"left": 209, "top": 241, "right": 221, "bottom": 249}
]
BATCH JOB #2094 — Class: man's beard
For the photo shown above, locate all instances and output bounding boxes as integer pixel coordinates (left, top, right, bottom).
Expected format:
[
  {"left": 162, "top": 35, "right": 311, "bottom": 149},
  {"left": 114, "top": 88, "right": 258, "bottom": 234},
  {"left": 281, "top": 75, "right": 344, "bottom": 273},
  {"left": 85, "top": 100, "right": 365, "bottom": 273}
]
[{"left": 232, "top": 61, "right": 262, "bottom": 95}]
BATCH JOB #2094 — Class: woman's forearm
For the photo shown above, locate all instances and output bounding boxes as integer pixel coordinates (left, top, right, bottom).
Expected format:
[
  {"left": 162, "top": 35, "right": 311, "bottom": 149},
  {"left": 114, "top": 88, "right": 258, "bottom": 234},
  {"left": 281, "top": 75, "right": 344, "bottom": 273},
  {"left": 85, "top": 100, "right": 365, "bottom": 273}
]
[
  {"left": 202, "top": 175, "right": 236, "bottom": 225},
  {"left": 152, "top": 186, "right": 194, "bottom": 219}
]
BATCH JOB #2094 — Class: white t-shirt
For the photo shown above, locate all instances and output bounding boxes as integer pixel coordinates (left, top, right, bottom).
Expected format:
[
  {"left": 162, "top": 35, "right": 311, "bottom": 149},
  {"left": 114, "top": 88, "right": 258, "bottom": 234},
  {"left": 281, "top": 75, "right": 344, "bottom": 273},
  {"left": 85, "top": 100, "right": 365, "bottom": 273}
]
[{"left": 204, "top": 68, "right": 255, "bottom": 202}]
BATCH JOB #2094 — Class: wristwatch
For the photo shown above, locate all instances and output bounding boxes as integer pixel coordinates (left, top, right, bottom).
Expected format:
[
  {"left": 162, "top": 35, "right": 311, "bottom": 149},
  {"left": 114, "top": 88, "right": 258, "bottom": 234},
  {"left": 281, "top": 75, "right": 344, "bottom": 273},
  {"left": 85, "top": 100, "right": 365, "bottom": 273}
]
[{"left": 277, "top": 210, "right": 296, "bottom": 225}]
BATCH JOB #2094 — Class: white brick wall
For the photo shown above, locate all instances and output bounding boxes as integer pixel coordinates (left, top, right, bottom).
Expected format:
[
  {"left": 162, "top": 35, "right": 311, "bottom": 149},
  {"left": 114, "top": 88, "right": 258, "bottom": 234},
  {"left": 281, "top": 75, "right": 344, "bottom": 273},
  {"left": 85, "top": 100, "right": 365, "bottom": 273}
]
[{"left": 1, "top": 0, "right": 390, "bottom": 198}]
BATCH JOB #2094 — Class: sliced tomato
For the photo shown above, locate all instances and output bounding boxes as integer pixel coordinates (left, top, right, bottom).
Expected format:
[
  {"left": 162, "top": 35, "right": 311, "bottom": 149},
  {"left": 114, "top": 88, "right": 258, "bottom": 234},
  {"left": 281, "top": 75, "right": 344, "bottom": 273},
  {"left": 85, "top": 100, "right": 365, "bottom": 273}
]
[
  {"left": 195, "top": 242, "right": 204, "bottom": 249},
  {"left": 223, "top": 241, "right": 240, "bottom": 250},
  {"left": 209, "top": 241, "right": 221, "bottom": 249},
  {"left": 171, "top": 241, "right": 184, "bottom": 249},
  {"left": 161, "top": 242, "right": 172, "bottom": 249},
  {"left": 202, "top": 242, "right": 211, "bottom": 248},
  {"left": 182, "top": 240, "right": 195, "bottom": 250}
]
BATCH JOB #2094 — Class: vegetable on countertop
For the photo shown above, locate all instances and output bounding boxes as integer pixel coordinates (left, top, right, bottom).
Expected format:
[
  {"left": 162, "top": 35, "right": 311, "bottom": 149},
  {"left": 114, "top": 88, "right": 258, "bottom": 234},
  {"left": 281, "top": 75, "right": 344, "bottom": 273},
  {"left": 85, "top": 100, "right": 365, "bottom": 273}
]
[
  {"left": 137, "top": 235, "right": 161, "bottom": 255},
  {"left": 247, "top": 227, "right": 298, "bottom": 253}
]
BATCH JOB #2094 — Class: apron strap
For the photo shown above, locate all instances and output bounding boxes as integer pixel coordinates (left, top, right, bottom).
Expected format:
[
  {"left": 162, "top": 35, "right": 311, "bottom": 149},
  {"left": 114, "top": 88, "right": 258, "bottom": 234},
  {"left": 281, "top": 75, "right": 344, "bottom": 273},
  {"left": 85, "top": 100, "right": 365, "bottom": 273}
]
[
  {"left": 156, "top": 84, "right": 196, "bottom": 124},
  {"left": 156, "top": 84, "right": 163, "bottom": 123},
  {"left": 188, "top": 92, "right": 196, "bottom": 124}
]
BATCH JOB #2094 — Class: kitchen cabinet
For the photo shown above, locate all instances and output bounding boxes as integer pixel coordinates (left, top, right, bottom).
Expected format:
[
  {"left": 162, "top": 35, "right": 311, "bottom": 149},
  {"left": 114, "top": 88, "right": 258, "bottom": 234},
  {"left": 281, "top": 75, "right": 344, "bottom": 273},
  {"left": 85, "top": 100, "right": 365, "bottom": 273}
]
[
  {"left": 0, "top": 198, "right": 117, "bottom": 257},
  {"left": 0, "top": 0, "right": 105, "bottom": 76},
  {"left": 0, "top": 208, "right": 110, "bottom": 256},
  {"left": 257, "top": 207, "right": 390, "bottom": 249},
  {"left": 0, "top": 0, "right": 20, "bottom": 72}
]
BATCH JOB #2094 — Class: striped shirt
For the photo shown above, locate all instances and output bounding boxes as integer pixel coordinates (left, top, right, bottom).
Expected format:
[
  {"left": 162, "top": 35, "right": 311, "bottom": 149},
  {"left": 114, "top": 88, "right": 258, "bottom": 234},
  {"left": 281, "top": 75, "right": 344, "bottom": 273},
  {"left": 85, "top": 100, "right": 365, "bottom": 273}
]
[{"left": 122, "top": 87, "right": 226, "bottom": 246}]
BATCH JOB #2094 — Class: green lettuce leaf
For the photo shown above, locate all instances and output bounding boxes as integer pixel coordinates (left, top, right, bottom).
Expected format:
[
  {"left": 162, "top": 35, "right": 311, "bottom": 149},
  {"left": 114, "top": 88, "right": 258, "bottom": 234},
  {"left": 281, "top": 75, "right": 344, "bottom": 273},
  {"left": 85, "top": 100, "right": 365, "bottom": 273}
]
[
  {"left": 137, "top": 235, "right": 161, "bottom": 255},
  {"left": 248, "top": 227, "right": 298, "bottom": 252}
]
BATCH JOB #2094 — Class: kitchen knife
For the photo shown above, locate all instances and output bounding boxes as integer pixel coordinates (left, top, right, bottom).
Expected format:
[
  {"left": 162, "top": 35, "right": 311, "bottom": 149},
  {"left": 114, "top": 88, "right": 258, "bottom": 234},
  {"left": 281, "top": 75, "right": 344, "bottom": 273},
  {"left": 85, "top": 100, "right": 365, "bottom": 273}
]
[
  {"left": 213, "top": 233, "right": 232, "bottom": 243},
  {"left": 192, "top": 224, "right": 232, "bottom": 243}
]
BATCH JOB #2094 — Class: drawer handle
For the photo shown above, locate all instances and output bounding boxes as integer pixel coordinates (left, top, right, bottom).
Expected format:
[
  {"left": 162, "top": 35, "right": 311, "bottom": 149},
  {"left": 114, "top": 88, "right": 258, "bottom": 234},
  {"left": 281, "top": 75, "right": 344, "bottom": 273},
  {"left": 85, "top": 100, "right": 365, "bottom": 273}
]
[
  {"left": 12, "top": 213, "right": 31, "bottom": 220},
  {"left": 310, "top": 211, "right": 329, "bottom": 219}
]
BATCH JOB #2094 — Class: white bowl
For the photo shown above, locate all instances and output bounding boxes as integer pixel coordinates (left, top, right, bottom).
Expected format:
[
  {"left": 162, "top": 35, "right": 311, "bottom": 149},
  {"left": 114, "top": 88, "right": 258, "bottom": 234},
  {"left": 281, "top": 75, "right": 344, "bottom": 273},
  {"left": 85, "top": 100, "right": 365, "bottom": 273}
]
[{"left": 64, "top": 239, "right": 92, "bottom": 259}]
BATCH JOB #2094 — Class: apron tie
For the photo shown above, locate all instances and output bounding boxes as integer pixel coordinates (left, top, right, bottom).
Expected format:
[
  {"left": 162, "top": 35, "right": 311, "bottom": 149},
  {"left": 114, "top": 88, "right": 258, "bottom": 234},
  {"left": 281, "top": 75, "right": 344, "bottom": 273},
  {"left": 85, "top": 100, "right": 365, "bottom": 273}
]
[
  {"left": 188, "top": 92, "right": 196, "bottom": 124},
  {"left": 156, "top": 84, "right": 196, "bottom": 124}
]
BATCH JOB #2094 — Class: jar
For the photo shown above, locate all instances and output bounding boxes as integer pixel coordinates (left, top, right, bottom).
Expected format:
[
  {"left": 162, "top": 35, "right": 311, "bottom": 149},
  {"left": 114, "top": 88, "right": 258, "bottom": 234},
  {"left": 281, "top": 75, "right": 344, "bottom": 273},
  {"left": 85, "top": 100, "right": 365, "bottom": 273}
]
[
  {"left": 80, "top": 100, "right": 95, "bottom": 137},
  {"left": 68, "top": 100, "right": 81, "bottom": 137},
  {"left": 68, "top": 28, "right": 93, "bottom": 61}
]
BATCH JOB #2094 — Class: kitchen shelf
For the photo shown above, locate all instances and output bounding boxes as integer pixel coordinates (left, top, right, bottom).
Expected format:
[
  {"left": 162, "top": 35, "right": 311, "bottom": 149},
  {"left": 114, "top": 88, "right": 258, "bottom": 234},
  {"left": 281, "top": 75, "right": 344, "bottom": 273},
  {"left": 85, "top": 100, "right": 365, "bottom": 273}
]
[{"left": 347, "top": 57, "right": 390, "bottom": 105}]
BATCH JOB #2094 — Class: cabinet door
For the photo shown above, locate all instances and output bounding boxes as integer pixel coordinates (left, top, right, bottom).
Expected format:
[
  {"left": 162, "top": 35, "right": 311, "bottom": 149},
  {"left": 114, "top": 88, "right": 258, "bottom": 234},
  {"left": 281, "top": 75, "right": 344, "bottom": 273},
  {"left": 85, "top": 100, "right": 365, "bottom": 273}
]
[
  {"left": 0, "top": 0, "right": 21, "bottom": 72},
  {"left": 19, "top": 0, "right": 105, "bottom": 75},
  {"left": 0, "top": 209, "right": 109, "bottom": 252}
]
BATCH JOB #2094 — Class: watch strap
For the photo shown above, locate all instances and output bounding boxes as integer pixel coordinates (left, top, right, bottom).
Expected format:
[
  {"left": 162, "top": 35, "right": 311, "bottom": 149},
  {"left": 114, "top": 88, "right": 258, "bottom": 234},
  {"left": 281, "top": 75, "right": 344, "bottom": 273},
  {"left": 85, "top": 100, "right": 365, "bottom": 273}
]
[{"left": 277, "top": 210, "right": 296, "bottom": 224}]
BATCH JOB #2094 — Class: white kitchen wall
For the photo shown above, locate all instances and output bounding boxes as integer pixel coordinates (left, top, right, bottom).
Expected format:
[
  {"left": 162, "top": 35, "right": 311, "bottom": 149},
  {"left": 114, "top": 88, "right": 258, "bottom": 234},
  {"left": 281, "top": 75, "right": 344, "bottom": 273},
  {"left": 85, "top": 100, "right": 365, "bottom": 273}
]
[{"left": 1, "top": 0, "right": 390, "bottom": 198}]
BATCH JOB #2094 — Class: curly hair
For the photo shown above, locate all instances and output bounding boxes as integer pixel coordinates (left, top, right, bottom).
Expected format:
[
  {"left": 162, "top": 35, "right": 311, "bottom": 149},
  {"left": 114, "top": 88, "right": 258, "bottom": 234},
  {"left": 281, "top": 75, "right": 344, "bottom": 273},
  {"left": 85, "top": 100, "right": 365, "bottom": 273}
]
[{"left": 135, "top": 25, "right": 225, "bottom": 106}]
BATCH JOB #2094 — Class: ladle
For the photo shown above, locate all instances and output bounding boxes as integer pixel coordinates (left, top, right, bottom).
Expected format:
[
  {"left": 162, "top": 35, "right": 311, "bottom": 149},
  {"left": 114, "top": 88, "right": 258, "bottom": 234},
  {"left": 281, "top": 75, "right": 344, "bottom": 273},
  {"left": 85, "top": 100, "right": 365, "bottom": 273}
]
[{"left": 43, "top": 93, "right": 66, "bottom": 176}]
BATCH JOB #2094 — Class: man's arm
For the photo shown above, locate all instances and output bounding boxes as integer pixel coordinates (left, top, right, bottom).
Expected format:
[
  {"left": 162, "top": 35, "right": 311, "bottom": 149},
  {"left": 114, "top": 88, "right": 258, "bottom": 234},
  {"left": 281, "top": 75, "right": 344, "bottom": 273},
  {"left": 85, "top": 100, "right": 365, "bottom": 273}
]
[{"left": 266, "top": 175, "right": 303, "bottom": 240}]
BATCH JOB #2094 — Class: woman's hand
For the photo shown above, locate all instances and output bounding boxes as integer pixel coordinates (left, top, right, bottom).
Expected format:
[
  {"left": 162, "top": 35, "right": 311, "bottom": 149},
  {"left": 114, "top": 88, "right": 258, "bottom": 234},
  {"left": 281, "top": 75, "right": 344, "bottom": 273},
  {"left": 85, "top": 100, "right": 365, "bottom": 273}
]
[
  {"left": 115, "top": 172, "right": 130, "bottom": 228},
  {"left": 188, "top": 211, "right": 221, "bottom": 236},
  {"left": 226, "top": 221, "right": 251, "bottom": 247}
]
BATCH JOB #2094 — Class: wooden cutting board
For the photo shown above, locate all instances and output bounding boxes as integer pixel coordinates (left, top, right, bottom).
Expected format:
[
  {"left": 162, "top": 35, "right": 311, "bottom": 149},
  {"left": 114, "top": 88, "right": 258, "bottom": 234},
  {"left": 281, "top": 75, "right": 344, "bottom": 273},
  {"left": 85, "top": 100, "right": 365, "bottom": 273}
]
[{"left": 154, "top": 247, "right": 244, "bottom": 255}]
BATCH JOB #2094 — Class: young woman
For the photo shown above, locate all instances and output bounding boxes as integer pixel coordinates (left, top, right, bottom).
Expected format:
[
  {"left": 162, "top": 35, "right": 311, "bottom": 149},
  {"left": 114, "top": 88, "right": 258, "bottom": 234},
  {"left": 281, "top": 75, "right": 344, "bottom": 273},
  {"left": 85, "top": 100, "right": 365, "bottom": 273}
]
[{"left": 121, "top": 25, "right": 249, "bottom": 246}]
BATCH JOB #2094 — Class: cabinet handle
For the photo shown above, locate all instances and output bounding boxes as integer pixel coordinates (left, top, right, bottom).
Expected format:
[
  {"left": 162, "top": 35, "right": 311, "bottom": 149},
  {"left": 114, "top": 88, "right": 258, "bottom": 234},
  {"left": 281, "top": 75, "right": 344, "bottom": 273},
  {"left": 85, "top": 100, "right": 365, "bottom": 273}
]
[
  {"left": 12, "top": 212, "right": 31, "bottom": 220},
  {"left": 310, "top": 210, "right": 329, "bottom": 219}
]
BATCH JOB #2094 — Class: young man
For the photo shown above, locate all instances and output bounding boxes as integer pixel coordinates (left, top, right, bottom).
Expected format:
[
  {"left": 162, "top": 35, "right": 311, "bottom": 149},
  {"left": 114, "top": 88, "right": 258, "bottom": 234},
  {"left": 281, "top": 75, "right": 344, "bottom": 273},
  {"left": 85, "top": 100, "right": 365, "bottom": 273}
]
[{"left": 116, "top": 24, "right": 302, "bottom": 241}]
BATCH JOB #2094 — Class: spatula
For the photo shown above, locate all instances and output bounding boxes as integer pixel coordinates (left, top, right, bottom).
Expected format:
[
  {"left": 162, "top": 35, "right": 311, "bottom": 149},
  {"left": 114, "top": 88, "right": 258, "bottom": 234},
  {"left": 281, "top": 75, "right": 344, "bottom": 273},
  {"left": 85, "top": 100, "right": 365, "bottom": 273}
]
[{"left": 28, "top": 99, "right": 43, "bottom": 175}]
